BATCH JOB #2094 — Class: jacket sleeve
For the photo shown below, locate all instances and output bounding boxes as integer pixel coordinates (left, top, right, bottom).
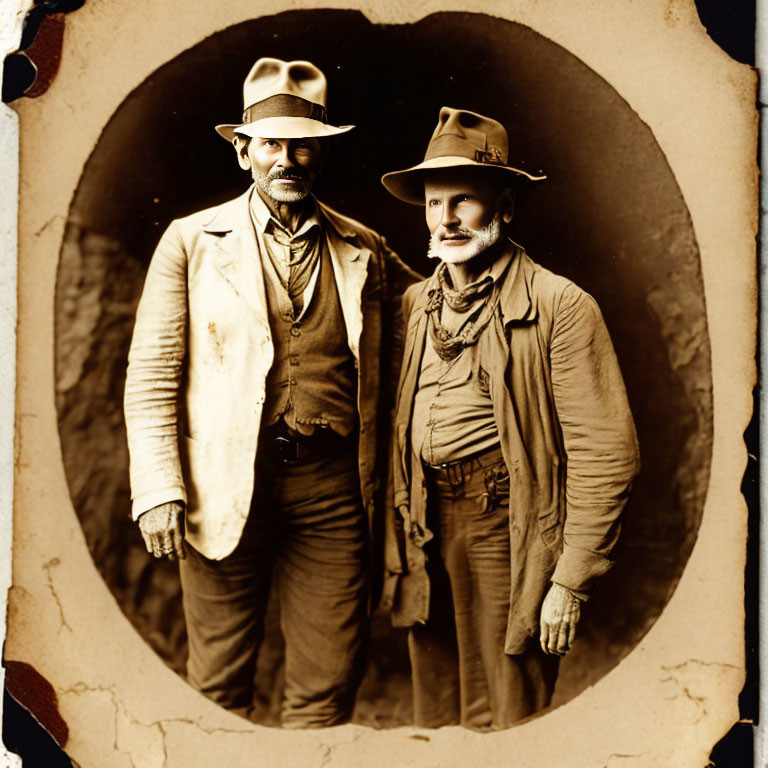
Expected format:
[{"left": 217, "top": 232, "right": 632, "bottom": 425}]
[
  {"left": 549, "top": 284, "right": 640, "bottom": 593},
  {"left": 123, "top": 221, "right": 188, "bottom": 520}
]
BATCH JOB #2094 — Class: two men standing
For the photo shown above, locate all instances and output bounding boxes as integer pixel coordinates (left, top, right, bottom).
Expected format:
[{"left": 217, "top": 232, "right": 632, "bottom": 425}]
[{"left": 125, "top": 58, "right": 638, "bottom": 730}]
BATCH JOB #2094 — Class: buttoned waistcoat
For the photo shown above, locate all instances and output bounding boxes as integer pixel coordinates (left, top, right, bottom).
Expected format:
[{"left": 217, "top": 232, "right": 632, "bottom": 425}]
[
  {"left": 384, "top": 245, "right": 640, "bottom": 654},
  {"left": 124, "top": 186, "right": 418, "bottom": 560}
]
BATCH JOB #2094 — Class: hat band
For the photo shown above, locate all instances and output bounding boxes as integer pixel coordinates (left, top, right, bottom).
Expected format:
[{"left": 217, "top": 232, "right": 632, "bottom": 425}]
[
  {"left": 242, "top": 94, "right": 328, "bottom": 125},
  {"left": 424, "top": 134, "right": 507, "bottom": 165}
]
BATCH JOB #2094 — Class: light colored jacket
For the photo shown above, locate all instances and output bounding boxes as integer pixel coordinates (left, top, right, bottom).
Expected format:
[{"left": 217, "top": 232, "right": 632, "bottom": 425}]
[
  {"left": 385, "top": 244, "right": 640, "bottom": 654},
  {"left": 124, "top": 187, "right": 418, "bottom": 560}
]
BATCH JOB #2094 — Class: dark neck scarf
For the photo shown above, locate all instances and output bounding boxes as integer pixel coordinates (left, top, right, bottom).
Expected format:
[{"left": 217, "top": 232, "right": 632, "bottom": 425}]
[{"left": 426, "top": 263, "right": 500, "bottom": 362}]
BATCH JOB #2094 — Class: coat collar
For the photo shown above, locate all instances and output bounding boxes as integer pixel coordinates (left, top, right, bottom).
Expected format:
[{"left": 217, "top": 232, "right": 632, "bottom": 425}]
[{"left": 200, "top": 185, "right": 370, "bottom": 357}]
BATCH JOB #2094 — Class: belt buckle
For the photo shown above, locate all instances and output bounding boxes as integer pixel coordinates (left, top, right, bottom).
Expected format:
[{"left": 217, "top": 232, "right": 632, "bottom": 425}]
[
  {"left": 440, "top": 461, "right": 464, "bottom": 489},
  {"left": 275, "top": 435, "right": 299, "bottom": 464}
]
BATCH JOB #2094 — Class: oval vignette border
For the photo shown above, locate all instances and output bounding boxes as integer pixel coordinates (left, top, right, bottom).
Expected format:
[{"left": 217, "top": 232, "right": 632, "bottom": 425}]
[{"left": 55, "top": 8, "right": 711, "bottom": 723}]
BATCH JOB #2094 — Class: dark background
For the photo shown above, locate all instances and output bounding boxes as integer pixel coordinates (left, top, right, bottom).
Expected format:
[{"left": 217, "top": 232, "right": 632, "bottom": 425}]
[{"left": 4, "top": 0, "right": 757, "bottom": 765}]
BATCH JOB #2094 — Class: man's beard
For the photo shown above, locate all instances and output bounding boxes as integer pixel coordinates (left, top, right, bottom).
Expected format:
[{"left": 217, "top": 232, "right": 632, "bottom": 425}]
[
  {"left": 252, "top": 167, "right": 311, "bottom": 204},
  {"left": 427, "top": 215, "right": 503, "bottom": 264}
]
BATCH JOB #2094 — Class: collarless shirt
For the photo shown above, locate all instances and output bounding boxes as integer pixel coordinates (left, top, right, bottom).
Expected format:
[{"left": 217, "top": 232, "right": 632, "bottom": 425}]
[{"left": 412, "top": 244, "right": 515, "bottom": 466}]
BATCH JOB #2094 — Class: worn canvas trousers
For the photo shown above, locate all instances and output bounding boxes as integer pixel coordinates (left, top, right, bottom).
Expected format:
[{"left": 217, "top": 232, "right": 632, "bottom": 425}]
[
  {"left": 178, "top": 444, "right": 368, "bottom": 728},
  {"left": 409, "top": 447, "right": 559, "bottom": 730}
]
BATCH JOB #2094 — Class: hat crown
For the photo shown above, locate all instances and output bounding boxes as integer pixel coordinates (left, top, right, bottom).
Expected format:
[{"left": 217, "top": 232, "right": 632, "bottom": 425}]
[
  {"left": 243, "top": 58, "right": 327, "bottom": 111},
  {"left": 426, "top": 107, "right": 509, "bottom": 165}
]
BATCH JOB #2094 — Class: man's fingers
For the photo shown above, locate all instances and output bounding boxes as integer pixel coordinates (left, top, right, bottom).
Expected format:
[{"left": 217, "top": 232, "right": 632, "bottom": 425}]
[
  {"left": 150, "top": 535, "right": 164, "bottom": 559},
  {"left": 157, "top": 534, "right": 174, "bottom": 559},
  {"left": 540, "top": 622, "right": 550, "bottom": 654},
  {"left": 555, "top": 620, "right": 570, "bottom": 655},
  {"left": 546, "top": 621, "right": 561, "bottom": 655},
  {"left": 566, "top": 616, "right": 578, "bottom": 650}
]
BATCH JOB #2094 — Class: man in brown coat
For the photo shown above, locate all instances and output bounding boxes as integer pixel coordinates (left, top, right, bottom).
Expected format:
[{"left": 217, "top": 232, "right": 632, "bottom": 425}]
[
  {"left": 381, "top": 107, "right": 640, "bottom": 730},
  {"left": 124, "top": 58, "right": 417, "bottom": 727}
]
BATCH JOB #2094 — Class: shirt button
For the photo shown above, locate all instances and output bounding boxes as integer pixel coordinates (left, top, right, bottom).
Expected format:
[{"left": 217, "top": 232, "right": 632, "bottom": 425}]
[
  {"left": 289, "top": 355, "right": 299, "bottom": 366},
  {"left": 290, "top": 326, "right": 301, "bottom": 337}
]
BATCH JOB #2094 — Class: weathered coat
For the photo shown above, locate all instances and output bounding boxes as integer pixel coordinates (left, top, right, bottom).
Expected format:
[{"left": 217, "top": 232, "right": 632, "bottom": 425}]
[
  {"left": 385, "top": 244, "right": 640, "bottom": 654},
  {"left": 124, "top": 187, "right": 418, "bottom": 560}
]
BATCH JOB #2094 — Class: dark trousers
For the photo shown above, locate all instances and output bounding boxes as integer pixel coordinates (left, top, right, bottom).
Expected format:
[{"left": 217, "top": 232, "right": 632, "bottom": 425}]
[
  {"left": 409, "top": 447, "right": 559, "bottom": 731},
  {"left": 178, "top": 443, "right": 368, "bottom": 728}
]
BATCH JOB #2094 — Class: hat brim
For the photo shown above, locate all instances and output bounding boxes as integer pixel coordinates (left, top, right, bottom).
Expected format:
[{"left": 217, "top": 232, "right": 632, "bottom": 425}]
[
  {"left": 215, "top": 116, "right": 355, "bottom": 141},
  {"left": 381, "top": 156, "right": 546, "bottom": 205}
]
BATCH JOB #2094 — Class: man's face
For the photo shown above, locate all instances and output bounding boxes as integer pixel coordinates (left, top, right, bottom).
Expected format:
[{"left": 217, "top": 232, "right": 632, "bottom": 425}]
[
  {"left": 424, "top": 169, "right": 507, "bottom": 264},
  {"left": 236, "top": 136, "right": 323, "bottom": 204}
]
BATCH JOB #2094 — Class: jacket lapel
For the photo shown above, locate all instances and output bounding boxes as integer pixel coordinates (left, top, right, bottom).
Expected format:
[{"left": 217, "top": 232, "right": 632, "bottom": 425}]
[
  {"left": 498, "top": 243, "right": 538, "bottom": 325},
  {"left": 319, "top": 203, "right": 370, "bottom": 361},
  {"left": 202, "top": 187, "right": 270, "bottom": 331}
]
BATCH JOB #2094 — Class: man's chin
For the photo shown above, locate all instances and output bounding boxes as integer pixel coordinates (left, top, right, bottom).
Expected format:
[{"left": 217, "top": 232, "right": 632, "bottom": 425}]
[
  {"left": 429, "top": 243, "right": 485, "bottom": 264},
  {"left": 267, "top": 183, "right": 310, "bottom": 204}
]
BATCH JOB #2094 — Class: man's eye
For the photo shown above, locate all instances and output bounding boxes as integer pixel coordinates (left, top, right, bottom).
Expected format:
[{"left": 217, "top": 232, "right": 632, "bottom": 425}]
[{"left": 427, "top": 199, "right": 441, "bottom": 207}]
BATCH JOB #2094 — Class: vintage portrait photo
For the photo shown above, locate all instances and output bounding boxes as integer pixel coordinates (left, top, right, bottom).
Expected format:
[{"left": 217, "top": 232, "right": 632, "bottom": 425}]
[{"left": 2, "top": 1, "right": 757, "bottom": 766}]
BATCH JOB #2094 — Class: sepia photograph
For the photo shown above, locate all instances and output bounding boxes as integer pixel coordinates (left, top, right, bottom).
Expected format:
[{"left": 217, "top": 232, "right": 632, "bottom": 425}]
[{"left": 2, "top": 1, "right": 757, "bottom": 766}]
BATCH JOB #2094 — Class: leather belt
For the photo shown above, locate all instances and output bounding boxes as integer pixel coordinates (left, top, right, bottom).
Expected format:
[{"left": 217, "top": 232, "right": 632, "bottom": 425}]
[
  {"left": 426, "top": 444, "right": 505, "bottom": 488},
  {"left": 260, "top": 421, "right": 354, "bottom": 465}
]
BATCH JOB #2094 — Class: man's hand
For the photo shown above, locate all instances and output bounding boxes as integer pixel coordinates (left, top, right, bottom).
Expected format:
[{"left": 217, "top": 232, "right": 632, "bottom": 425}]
[
  {"left": 539, "top": 583, "right": 582, "bottom": 656},
  {"left": 138, "top": 502, "right": 185, "bottom": 560}
]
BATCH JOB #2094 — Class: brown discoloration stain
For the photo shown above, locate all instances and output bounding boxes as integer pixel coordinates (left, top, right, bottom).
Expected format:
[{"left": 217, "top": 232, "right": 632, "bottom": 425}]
[
  {"left": 664, "top": 0, "right": 679, "bottom": 26},
  {"left": 207, "top": 321, "right": 224, "bottom": 363},
  {"left": 4, "top": 660, "right": 70, "bottom": 747},
  {"left": 22, "top": 14, "right": 66, "bottom": 98}
]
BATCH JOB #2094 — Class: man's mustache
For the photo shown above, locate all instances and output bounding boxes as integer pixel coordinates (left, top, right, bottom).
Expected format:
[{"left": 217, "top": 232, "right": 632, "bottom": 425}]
[
  {"left": 437, "top": 226, "right": 477, "bottom": 241},
  {"left": 269, "top": 168, "right": 309, "bottom": 183}
]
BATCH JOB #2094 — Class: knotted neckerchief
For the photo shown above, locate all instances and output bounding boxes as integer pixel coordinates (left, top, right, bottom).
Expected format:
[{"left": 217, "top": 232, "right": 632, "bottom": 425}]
[{"left": 426, "top": 263, "right": 501, "bottom": 362}]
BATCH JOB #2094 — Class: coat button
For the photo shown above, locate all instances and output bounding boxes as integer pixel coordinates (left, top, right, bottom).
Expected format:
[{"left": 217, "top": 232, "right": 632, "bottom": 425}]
[{"left": 290, "top": 326, "right": 301, "bottom": 337}]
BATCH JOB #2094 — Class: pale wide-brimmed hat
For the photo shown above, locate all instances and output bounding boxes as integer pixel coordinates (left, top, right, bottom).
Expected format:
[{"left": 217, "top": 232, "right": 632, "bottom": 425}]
[
  {"left": 381, "top": 107, "right": 545, "bottom": 205},
  {"left": 215, "top": 57, "right": 354, "bottom": 141}
]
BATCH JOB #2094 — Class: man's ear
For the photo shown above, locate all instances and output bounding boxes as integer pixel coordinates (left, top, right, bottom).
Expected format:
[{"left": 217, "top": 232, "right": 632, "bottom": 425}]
[
  {"left": 233, "top": 136, "right": 251, "bottom": 171},
  {"left": 500, "top": 188, "right": 516, "bottom": 224}
]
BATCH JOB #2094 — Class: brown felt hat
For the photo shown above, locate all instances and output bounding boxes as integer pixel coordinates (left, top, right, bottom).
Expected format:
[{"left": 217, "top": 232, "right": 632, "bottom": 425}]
[
  {"left": 215, "top": 58, "right": 354, "bottom": 141},
  {"left": 381, "top": 107, "right": 546, "bottom": 205}
]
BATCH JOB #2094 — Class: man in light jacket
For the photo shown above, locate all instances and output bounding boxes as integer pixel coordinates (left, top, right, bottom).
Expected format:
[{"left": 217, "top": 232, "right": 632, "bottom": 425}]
[
  {"left": 381, "top": 107, "right": 640, "bottom": 730},
  {"left": 124, "top": 57, "right": 417, "bottom": 727}
]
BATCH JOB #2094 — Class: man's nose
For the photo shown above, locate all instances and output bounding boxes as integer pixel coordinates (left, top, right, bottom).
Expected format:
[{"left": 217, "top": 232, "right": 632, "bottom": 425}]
[
  {"left": 440, "top": 204, "right": 459, "bottom": 228},
  {"left": 277, "top": 144, "right": 295, "bottom": 168}
]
